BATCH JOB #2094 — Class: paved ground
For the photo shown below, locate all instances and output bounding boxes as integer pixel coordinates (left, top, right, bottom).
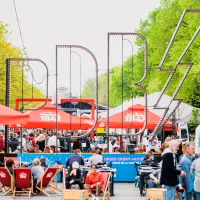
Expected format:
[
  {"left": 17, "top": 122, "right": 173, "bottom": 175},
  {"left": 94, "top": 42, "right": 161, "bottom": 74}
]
[{"left": 2, "top": 183, "right": 146, "bottom": 200}]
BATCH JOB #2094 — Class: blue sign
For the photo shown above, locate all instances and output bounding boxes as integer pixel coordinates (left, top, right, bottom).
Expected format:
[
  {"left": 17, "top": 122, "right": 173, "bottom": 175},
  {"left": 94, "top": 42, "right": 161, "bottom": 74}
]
[{"left": 18, "top": 153, "right": 146, "bottom": 182}]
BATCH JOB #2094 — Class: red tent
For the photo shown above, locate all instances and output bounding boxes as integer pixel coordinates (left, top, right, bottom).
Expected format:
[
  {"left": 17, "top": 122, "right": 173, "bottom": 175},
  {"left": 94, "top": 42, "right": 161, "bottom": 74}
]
[
  {"left": 97, "top": 104, "right": 173, "bottom": 130},
  {"left": 11, "top": 103, "right": 94, "bottom": 130},
  {"left": 0, "top": 104, "right": 29, "bottom": 125}
]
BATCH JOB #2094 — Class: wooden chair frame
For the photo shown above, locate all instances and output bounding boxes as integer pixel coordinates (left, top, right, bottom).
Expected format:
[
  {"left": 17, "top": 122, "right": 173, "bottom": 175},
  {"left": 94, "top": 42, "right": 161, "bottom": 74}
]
[
  {"left": 51, "top": 164, "right": 64, "bottom": 191},
  {"left": 101, "top": 172, "right": 111, "bottom": 200},
  {"left": 62, "top": 169, "right": 68, "bottom": 190},
  {"left": 12, "top": 168, "right": 33, "bottom": 199},
  {"left": 36, "top": 167, "right": 61, "bottom": 197},
  {"left": 0, "top": 167, "right": 14, "bottom": 196},
  {"left": 90, "top": 172, "right": 111, "bottom": 200}
]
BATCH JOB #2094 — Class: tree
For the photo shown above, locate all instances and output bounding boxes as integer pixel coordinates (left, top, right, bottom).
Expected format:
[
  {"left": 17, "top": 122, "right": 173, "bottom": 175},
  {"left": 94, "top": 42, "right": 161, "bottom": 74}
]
[
  {"left": 135, "top": 0, "right": 200, "bottom": 107},
  {"left": 82, "top": 73, "right": 107, "bottom": 106},
  {"left": 188, "top": 108, "right": 200, "bottom": 129},
  {"left": 0, "top": 22, "right": 44, "bottom": 109},
  {"left": 82, "top": 0, "right": 200, "bottom": 108}
]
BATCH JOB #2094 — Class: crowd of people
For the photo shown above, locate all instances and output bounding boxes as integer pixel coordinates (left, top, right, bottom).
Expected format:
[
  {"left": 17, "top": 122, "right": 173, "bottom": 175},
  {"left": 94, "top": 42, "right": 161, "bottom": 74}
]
[
  {"left": 0, "top": 129, "right": 127, "bottom": 153},
  {"left": 140, "top": 138, "right": 200, "bottom": 200}
]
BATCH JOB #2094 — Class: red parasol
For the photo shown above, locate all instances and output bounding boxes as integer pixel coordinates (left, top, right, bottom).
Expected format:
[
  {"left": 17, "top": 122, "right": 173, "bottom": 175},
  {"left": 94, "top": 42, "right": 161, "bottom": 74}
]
[
  {"left": 0, "top": 104, "right": 29, "bottom": 125},
  {"left": 11, "top": 103, "right": 93, "bottom": 130},
  {"left": 97, "top": 104, "right": 174, "bottom": 130}
]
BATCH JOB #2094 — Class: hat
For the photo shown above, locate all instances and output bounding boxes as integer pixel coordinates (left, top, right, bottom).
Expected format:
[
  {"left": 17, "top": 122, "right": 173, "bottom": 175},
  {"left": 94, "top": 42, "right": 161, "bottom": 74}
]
[{"left": 72, "top": 161, "right": 79, "bottom": 169}]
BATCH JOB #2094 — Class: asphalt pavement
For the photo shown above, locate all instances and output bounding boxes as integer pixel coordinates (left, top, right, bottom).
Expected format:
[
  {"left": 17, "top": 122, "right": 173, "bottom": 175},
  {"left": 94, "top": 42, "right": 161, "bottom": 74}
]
[{"left": 2, "top": 183, "right": 146, "bottom": 200}]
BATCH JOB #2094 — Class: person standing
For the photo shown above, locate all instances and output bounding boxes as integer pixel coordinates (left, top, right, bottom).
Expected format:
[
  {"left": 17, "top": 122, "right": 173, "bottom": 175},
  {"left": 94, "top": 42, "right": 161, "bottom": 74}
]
[
  {"left": 180, "top": 142, "right": 195, "bottom": 200},
  {"left": 0, "top": 133, "right": 5, "bottom": 152},
  {"left": 160, "top": 140, "right": 186, "bottom": 200},
  {"left": 191, "top": 154, "right": 200, "bottom": 200}
]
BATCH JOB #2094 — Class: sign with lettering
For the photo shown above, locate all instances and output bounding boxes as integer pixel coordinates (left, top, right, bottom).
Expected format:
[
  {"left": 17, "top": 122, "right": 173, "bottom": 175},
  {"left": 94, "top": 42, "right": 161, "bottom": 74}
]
[{"left": 39, "top": 112, "right": 61, "bottom": 122}]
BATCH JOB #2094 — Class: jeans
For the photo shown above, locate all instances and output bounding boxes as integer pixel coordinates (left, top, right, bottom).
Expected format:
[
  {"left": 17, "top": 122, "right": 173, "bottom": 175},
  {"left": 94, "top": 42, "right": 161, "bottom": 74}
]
[
  {"left": 165, "top": 186, "right": 176, "bottom": 200},
  {"left": 196, "top": 192, "right": 200, "bottom": 200},
  {"left": 185, "top": 192, "right": 193, "bottom": 200}
]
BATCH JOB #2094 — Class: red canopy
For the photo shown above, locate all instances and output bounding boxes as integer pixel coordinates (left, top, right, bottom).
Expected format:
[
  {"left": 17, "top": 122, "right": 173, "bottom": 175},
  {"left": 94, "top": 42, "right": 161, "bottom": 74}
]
[
  {"left": 11, "top": 103, "right": 94, "bottom": 130},
  {"left": 0, "top": 104, "right": 29, "bottom": 125},
  {"left": 97, "top": 104, "right": 173, "bottom": 130}
]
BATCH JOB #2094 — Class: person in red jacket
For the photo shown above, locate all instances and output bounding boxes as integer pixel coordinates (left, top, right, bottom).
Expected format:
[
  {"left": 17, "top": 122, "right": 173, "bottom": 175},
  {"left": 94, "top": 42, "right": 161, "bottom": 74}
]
[
  {"left": 0, "top": 134, "right": 5, "bottom": 152},
  {"left": 84, "top": 164, "right": 104, "bottom": 200}
]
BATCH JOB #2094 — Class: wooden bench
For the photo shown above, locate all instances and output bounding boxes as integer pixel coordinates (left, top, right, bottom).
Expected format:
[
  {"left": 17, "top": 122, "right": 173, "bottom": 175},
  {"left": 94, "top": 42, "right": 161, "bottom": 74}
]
[
  {"left": 62, "top": 190, "right": 89, "bottom": 200},
  {"left": 146, "top": 188, "right": 167, "bottom": 200}
]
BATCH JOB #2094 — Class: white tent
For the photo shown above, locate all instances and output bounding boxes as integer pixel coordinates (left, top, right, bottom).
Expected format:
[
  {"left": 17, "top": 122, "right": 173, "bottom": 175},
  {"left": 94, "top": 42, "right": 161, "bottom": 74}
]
[{"left": 100, "top": 92, "right": 194, "bottom": 122}]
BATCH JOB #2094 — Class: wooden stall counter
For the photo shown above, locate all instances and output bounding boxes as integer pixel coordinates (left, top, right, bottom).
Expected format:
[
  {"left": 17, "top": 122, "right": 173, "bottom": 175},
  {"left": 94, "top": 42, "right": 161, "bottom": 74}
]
[{"left": 62, "top": 190, "right": 89, "bottom": 200}]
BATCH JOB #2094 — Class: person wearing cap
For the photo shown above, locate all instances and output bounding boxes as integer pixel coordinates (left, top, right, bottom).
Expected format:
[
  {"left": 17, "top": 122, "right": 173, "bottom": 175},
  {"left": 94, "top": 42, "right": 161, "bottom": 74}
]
[
  {"left": 160, "top": 140, "right": 186, "bottom": 200},
  {"left": 65, "top": 161, "right": 83, "bottom": 189}
]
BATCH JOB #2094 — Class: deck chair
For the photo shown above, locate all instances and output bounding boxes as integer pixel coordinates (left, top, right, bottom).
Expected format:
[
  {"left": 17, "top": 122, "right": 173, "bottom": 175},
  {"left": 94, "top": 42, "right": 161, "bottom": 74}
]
[
  {"left": 90, "top": 172, "right": 111, "bottom": 200},
  {"left": 36, "top": 167, "right": 61, "bottom": 197},
  {"left": 0, "top": 167, "right": 13, "bottom": 196},
  {"left": 4, "top": 157, "right": 21, "bottom": 167},
  {"left": 51, "top": 164, "right": 64, "bottom": 191},
  {"left": 101, "top": 172, "right": 111, "bottom": 200},
  {"left": 13, "top": 168, "right": 33, "bottom": 199}
]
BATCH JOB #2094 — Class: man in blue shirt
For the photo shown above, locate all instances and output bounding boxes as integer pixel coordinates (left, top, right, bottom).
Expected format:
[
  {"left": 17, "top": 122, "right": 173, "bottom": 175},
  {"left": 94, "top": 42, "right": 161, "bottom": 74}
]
[
  {"left": 66, "top": 149, "right": 85, "bottom": 168},
  {"left": 180, "top": 142, "right": 195, "bottom": 200}
]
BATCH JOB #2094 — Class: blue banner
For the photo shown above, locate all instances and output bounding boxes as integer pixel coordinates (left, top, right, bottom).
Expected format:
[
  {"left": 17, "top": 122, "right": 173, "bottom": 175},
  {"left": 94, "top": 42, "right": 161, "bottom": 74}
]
[{"left": 17, "top": 153, "right": 146, "bottom": 182}]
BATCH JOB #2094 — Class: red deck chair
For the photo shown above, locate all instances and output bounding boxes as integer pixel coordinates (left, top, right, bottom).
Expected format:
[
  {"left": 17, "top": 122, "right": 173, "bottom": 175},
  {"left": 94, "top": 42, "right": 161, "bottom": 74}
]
[
  {"left": 36, "top": 167, "right": 60, "bottom": 197},
  {"left": 62, "top": 168, "right": 68, "bottom": 190},
  {"left": 4, "top": 157, "right": 21, "bottom": 167},
  {"left": 51, "top": 164, "right": 64, "bottom": 191},
  {"left": 90, "top": 172, "right": 111, "bottom": 200},
  {"left": 0, "top": 167, "right": 13, "bottom": 196},
  {"left": 13, "top": 168, "right": 33, "bottom": 199}
]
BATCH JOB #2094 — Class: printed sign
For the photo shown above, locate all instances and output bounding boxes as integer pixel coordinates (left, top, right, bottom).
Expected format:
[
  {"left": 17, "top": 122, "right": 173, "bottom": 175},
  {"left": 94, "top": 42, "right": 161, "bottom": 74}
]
[
  {"left": 18, "top": 153, "right": 146, "bottom": 182},
  {"left": 125, "top": 112, "right": 144, "bottom": 122},
  {"left": 19, "top": 172, "right": 27, "bottom": 179},
  {"left": 0, "top": 171, "right": 6, "bottom": 178},
  {"left": 39, "top": 112, "right": 61, "bottom": 122}
]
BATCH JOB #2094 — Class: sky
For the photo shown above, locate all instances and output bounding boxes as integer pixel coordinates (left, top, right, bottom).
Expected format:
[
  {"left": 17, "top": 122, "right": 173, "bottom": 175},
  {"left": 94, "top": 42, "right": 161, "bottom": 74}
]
[{"left": 0, "top": 0, "right": 161, "bottom": 97}]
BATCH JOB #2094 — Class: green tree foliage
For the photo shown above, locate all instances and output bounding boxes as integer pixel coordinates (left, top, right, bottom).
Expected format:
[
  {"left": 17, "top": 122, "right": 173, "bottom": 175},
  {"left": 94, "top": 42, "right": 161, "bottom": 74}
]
[
  {"left": 188, "top": 108, "right": 200, "bottom": 129},
  {"left": 82, "top": 0, "right": 200, "bottom": 108},
  {"left": 0, "top": 22, "right": 44, "bottom": 109},
  {"left": 82, "top": 73, "right": 107, "bottom": 106},
  {"left": 136, "top": 0, "right": 200, "bottom": 106}
]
